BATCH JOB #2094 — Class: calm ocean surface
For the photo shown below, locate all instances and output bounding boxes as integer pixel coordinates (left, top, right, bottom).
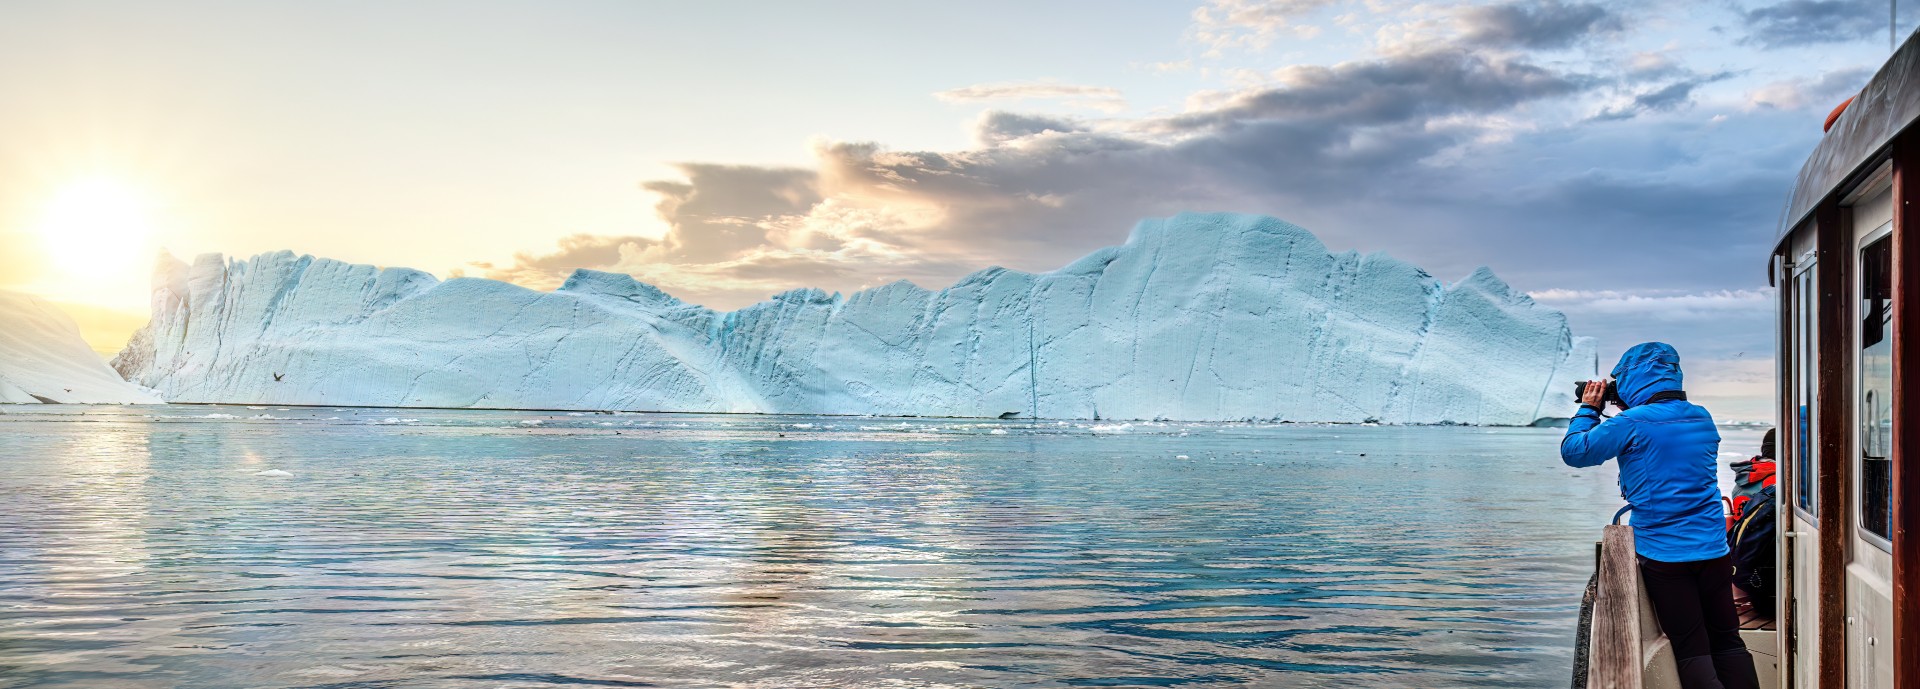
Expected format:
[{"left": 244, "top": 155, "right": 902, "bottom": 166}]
[{"left": 0, "top": 405, "right": 1764, "bottom": 688}]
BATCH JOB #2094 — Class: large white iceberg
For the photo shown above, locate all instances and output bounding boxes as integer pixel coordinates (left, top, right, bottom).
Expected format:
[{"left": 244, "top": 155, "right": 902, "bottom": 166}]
[
  {"left": 0, "top": 290, "right": 160, "bottom": 404},
  {"left": 114, "top": 213, "right": 1597, "bottom": 424}
]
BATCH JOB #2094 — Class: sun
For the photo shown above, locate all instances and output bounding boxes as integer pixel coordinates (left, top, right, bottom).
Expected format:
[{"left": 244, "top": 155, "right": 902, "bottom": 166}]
[{"left": 34, "top": 176, "right": 157, "bottom": 280}]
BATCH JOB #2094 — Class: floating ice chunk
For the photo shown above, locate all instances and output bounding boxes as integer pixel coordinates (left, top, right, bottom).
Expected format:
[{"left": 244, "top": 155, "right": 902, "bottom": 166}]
[
  {"left": 255, "top": 469, "right": 292, "bottom": 477},
  {"left": 990, "top": 428, "right": 1009, "bottom": 435},
  {"left": 1176, "top": 455, "right": 1190, "bottom": 459},
  {"left": 519, "top": 419, "right": 544, "bottom": 426}
]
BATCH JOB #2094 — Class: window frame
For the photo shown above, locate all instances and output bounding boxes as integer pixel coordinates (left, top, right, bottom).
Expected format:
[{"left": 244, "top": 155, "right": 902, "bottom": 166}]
[
  {"left": 1792, "top": 252, "right": 1821, "bottom": 524},
  {"left": 1855, "top": 222, "right": 1895, "bottom": 551}
]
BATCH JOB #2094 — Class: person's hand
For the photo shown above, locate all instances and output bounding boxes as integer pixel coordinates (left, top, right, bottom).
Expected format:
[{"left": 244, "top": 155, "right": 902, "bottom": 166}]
[{"left": 1582, "top": 380, "right": 1608, "bottom": 408}]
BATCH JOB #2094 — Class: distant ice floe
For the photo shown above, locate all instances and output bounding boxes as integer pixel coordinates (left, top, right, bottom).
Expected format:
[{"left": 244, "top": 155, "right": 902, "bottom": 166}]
[{"left": 0, "top": 290, "right": 160, "bottom": 405}]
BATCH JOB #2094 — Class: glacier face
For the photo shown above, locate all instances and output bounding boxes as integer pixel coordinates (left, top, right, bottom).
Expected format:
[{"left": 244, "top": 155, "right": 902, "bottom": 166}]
[
  {"left": 0, "top": 290, "right": 160, "bottom": 404},
  {"left": 115, "top": 213, "right": 1597, "bottom": 424}
]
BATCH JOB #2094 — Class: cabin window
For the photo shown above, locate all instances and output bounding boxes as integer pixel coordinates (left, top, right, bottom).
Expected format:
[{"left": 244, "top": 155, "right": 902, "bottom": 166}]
[
  {"left": 1858, "top": 235, "right": 1893, "bottom": 544},
  {"left": 1794, "top": 264, "right": 1819, "bottom": 519}
]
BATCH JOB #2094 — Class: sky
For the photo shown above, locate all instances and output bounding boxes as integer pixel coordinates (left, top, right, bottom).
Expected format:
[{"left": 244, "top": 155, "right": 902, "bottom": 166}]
[{"left": 0, "top": 0, "right": 1905, "bottom": 421}]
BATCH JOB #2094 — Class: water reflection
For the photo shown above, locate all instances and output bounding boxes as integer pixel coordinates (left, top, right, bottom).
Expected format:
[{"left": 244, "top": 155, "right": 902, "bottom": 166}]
[{"left": 0, "top": 406, "right": 1760, "bottom": 688}]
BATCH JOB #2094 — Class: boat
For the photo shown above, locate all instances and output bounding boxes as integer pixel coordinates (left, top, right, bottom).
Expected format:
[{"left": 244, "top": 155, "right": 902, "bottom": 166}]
[{"left": 1576, "top": 29, "right": 1919, "bottom": 689}]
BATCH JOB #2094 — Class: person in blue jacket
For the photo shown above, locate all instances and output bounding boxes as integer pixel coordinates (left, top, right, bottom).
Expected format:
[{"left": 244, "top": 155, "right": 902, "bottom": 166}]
[{"left": 1562, "top": 343, "right": 1757, "bottom": 689}]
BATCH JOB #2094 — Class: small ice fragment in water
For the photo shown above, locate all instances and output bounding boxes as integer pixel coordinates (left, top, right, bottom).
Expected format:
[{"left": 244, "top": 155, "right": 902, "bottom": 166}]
[
  {"left": 790, "top": 423, "right": 814, "bottom": 429},
  {"left": 255, "top": 469, "right": 292, "bottom": 477},
  {"left": 1176, "top": 455, "right": 1190, "bottom": 460},
  {"left": 990, "top": 429, "right": 1008, "bottom": 435},
  {"left": 519, "top": 419, "right": 544, "bottom": 426}
]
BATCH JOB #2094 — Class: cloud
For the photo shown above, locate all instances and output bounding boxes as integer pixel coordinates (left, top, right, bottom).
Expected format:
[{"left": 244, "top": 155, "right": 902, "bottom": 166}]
[
  {"left": 1529, "top": 286, "right": 1778, "bottom": 419},
  {"left": 1748, "top": 65, "right": 1874, "bottom": 109},
  {"left": 935, "top": 81, "right": 1128, "bottom": 112},
  {"left": 1592, "top": 70, "right": 1735, "bottom": 120},
  {"left": 482, "top": 41, "right": 1606, "bottom": 310},
  {"left": 1742, "top": 0, "right": 1884, "bottom": 48},
  {"left": 973, "top": 112, "right": 1090, "bottom": 145},
  {"left": 1169, "top": 48, "right": 1585, "bottom": 131},
  {"left": 1188, "top": 0, "right": 1341, "bottom": 54},
  {"left": 1452, "top": 1, "right": 1622, "bottom": 49},
  {"left": 1529, "top": 288, "right": 1774, "bottom": 320}
]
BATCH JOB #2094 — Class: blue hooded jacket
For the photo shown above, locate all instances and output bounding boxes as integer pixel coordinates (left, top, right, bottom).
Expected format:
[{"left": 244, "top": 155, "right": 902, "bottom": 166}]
[{"left": 1561, "top": 342, "right": 1726, "bottom": 562}]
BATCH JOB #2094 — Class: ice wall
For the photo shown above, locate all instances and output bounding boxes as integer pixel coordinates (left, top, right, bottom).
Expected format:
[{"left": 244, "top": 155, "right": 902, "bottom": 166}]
[
  {"left": 0, "top": 290, "right": 160, "bottom": 404},
  {"left": 115, "top": 213, "right": 1596, "bottom": 423}
]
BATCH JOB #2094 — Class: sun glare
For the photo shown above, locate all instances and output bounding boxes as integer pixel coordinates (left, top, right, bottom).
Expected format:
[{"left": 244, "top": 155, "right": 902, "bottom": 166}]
[{"left": 34, "top": 177, "right": 157, "bottom": 281}]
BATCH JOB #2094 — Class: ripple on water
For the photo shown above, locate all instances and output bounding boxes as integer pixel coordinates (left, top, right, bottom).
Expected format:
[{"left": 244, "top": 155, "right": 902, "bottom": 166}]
[{"left": 0, "top": 405, "right": 1751, "bottom": 688}]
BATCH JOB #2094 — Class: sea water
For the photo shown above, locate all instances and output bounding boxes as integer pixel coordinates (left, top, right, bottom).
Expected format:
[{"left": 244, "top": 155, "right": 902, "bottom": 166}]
[{"left": 0, "top": 405, "right": 1765, "bottom": 688}]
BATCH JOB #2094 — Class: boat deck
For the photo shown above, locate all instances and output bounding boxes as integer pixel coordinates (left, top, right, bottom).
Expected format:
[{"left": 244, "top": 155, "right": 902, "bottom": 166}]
[{"left": 1734, "top": 589, "right": 1776, "bottom": 631}]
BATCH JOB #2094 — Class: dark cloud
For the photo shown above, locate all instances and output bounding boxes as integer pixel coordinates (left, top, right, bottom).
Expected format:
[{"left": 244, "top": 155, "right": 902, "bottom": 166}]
[
  {"left": 1592, "top": 70, "right": 1735, "bottom": 120},
  {"left": 1742, "top": 0, "right": 1884, "bottom": 48},
  {"left": 484, "top": 40, "right": 1608, "bottom": 309},
  {"left": 1171, "top": 49, "right": 1585, "bottom": 130},
  {"left": 638, "top": 164, "right": 820, "bottom": 261},
  {"left": 974, "top": 112, "right": 1088, "bottom": 145},
  {"left": 1454, "top": 1, "right": 1622, "bottom": 49}
]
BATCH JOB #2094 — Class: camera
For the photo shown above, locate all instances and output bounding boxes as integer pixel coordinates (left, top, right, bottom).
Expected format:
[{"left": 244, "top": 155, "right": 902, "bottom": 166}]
[{"left": 1574, "top": 380, "right": 1621, "bottom": 407}]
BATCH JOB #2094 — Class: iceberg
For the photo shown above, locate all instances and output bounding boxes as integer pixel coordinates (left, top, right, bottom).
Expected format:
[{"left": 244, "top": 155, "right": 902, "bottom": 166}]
[
  {"left": 0, "top": 290, "right": 160, "bottom": 404},
  {"left": 114, "top": 213, "right": 1597, "bottom": 424}
]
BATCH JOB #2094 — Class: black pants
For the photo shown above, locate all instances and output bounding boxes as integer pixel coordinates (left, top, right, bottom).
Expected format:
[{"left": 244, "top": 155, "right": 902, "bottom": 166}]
[{"left": 1639, "top": 554, "right": 1760, "bottom": 689}]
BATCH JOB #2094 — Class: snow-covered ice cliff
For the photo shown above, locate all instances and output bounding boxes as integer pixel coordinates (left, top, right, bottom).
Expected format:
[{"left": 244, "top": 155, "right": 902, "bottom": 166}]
[
  {"left": 114, "top": 213, "right": 1597, "bottom": 423},
  {"left": 0, "top": 290, "right": 160, "bottom": 404}
]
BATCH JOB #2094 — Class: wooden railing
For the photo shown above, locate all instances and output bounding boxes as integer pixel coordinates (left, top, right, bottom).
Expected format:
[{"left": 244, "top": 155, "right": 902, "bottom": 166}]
[{"left": 1586, "top": 525, "right": 1663, "bottom": 689}]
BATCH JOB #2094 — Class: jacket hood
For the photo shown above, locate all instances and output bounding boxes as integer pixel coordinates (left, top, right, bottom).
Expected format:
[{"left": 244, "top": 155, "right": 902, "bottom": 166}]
[{"left": 1610, "top": 342, "right": 1684, "bottom": 407}]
